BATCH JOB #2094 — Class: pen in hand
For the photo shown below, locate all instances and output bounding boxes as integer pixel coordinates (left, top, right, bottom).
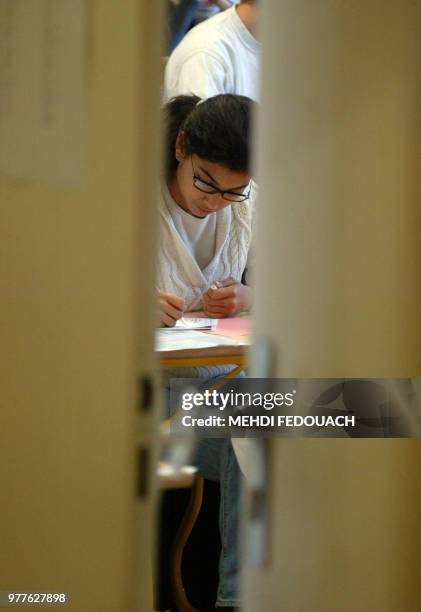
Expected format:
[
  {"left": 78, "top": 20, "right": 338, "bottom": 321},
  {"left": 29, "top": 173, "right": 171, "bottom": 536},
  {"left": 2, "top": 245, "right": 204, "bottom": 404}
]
[
  {"left": 203, "top": 277, "right": 251, "bottom": 317},
  {"left": 210, "top": 281, "right": 223, "bottom": 291},
  {"left": 157, "top": 290, "right": 185, "bottom": 327}
]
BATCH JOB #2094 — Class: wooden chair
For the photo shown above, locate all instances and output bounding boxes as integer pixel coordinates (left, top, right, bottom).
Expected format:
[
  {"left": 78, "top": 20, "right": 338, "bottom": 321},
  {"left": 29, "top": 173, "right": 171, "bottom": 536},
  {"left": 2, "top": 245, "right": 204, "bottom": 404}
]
[{"left": 158, "top": 462, "right": 204, "bottom": 612}]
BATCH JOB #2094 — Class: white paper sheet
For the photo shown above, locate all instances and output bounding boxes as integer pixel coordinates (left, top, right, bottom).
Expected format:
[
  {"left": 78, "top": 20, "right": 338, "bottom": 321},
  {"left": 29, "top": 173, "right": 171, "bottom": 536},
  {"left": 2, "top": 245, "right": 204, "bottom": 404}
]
[
  {"left": 155, "top": 329, "right": 244, "bottom": 352},
  {"left": 173, "top": 317, "right": 217, "bottom": 331}
]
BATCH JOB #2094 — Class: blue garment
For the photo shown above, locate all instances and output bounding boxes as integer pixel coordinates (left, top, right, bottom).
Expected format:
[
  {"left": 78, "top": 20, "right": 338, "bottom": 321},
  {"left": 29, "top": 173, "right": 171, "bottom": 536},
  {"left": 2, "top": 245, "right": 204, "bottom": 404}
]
[
  {"left": 165, "top": 374, "right": 243, "bottom": 608},
  {"left": 167, "top": 0, "right": 198, "bottom": 54},
  {"left": 195, "top": 438, "right": 243, "bottom": 607}
]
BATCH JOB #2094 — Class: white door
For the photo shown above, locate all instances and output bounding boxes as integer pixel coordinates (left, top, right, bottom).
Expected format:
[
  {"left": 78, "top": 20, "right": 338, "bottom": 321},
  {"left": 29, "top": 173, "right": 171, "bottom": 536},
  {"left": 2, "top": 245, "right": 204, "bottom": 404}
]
[
  {"left": 245, "top": 1, "right": 421, "bottom": 610},
  {"left": 0, "top": 2, "right": 163, "bottom": 610}
]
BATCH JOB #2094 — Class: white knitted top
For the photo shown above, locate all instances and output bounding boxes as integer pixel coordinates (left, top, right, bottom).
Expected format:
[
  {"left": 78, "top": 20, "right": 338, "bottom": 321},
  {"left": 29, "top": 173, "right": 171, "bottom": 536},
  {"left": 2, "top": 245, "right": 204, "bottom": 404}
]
[{"left": 157, "top": 183, "right": 254, "bottom": 310}]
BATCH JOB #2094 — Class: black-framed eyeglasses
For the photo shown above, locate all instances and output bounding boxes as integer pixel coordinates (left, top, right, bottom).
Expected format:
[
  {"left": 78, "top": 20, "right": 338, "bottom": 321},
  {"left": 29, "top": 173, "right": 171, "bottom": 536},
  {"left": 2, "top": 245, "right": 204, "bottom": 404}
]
[{"left": 191, "top": 157, "right": 251, "bottom": 202}]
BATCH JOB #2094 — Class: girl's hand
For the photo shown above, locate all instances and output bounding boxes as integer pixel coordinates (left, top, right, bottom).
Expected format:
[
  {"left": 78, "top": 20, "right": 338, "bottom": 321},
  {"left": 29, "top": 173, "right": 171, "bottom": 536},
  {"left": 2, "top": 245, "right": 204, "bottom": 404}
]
[
  {"left": 157, "top": 291, "right": 185, "bottom": 327},
  {"left": 202, "top": 277, "right": 252, "bottom": 317}
]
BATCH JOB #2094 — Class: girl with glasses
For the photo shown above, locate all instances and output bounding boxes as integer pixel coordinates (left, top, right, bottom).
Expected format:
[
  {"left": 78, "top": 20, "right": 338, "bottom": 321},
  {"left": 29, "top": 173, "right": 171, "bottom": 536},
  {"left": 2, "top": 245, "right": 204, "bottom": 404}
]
[
  {"left": 157, "top": 94, "right": 256, "bottom": 610},
  {"left": 157, "top": 93, "right": 255, "bottom": 327}
]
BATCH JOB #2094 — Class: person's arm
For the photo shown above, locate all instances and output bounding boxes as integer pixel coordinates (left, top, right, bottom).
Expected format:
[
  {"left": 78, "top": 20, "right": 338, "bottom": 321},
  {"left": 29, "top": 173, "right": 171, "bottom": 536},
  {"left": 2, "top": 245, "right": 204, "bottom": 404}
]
[
  {"left": 157, "top": 290, "right": 185, "bottom": 327},
  {"left": 164, "top": 51, "right": 227, "bottom": 100},
  {"left": 202, "top": 277, "right": 252, "bottom": 317}
]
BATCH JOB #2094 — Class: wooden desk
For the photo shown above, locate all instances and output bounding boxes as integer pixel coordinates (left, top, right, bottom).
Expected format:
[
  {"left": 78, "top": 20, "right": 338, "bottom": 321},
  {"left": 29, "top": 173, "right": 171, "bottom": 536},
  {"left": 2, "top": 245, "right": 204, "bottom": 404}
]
[
  {"left": 157, "top": 317, "right": 250, "bottom": 375},
  {"left": 159, "top": 342, "right": 248, "bottom": 378}
]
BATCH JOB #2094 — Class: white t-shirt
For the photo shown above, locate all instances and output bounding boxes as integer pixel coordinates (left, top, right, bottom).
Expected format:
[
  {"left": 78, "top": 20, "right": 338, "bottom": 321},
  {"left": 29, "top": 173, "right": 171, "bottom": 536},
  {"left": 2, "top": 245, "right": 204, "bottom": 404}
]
[
  {"left": 164, "top": 6, "right": 260, "bottom": 102},
  {"left": 164, "top": 184, "right": 216, "bottom": 271}
]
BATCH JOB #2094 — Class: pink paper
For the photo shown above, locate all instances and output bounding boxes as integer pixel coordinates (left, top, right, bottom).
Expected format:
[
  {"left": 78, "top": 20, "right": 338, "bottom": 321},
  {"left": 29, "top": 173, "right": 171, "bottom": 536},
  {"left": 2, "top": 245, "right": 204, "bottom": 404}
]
[
  {"left": 184, "top": 312, "right": 251, "bottom": 337},
  {"left": 212, "top": 318, "right": 250, "bottom": 337}
]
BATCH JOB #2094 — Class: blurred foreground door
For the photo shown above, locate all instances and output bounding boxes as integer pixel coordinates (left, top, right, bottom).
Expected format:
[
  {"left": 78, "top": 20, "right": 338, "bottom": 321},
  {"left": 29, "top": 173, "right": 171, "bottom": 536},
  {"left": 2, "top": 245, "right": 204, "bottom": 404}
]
[
  {"left": 246, "top": 2, "right": 421, "bottom": 611},
  {"left": 0, "top": 2, "right": 162, "bottom": 610}
]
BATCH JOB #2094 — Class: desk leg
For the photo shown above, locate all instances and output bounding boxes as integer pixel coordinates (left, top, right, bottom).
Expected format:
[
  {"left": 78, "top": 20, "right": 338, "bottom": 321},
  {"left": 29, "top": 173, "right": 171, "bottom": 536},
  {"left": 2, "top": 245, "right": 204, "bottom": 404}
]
[
  {"left": 224, "top": 364, "right": 244, "bottom": 379},
  {"left": 209, "top": 364, "right": 244, "bottom": 392},
  {"left": 170, "top": 476, "right": 204, "bottom": 612}
]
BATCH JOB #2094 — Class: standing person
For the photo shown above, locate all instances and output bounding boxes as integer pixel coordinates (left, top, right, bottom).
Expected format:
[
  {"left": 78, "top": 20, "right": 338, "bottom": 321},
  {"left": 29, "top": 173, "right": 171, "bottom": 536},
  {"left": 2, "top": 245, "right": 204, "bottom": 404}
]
[
  {"left": 164, "top": 0, "right": 260, "bottom": 101},
  {"left": 158, "top": 94, "right": 255, "bottom": 609},
  {"left": 167, "top": 0, "right": 198, "bottom": 54}
]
